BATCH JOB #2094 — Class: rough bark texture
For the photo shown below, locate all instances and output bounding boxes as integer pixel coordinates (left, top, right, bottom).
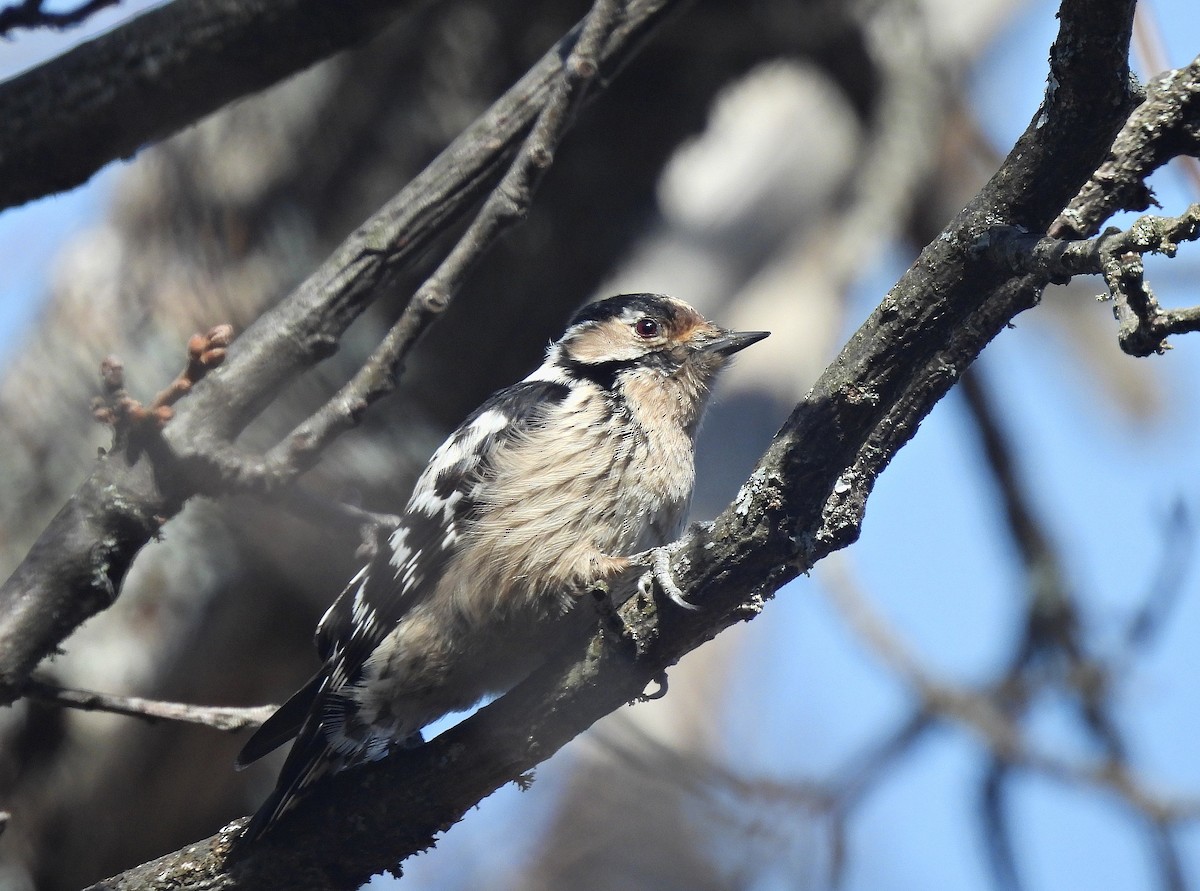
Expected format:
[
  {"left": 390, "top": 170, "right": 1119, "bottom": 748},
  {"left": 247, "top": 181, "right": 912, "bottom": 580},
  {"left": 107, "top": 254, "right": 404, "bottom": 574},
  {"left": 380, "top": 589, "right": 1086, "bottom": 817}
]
[{"left": 0, "top": 0, "right": 693, "bottom": 705}]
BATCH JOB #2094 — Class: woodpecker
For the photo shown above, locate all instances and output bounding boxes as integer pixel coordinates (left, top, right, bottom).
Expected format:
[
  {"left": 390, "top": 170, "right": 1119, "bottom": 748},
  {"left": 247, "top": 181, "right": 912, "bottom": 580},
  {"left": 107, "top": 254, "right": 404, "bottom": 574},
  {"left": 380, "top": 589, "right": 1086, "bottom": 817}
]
[{"left": 237, "top": 293, "right": 768, "bottom": 839}]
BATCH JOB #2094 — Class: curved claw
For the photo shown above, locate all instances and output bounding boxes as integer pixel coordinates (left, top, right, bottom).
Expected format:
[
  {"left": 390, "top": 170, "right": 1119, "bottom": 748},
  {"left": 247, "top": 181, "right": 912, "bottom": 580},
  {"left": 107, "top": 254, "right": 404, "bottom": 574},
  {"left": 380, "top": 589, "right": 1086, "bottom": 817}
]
[
  {"left": 641, "top": 671, "right": 669, "bottom": 701},
  {"left": 650, "top": 546, "right": 699, "bottom": 611}
]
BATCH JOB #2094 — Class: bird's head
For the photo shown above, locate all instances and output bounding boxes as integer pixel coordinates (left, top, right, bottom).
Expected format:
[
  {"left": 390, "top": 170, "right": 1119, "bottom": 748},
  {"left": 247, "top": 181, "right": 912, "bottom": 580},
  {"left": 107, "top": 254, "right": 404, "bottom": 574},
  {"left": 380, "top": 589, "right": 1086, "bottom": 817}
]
[
  {"left": 533, "top": 293, "right": 769, "bottom": 436},
  {"left": 551, "top": 293, "right": 769, "bottom": 392}
]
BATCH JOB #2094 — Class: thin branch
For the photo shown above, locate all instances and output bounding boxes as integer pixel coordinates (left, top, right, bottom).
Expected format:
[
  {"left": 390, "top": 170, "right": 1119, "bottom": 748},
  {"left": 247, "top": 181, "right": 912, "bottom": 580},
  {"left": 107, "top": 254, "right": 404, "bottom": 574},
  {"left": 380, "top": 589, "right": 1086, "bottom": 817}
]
[
  {"left": 978, "top": 206, "right": 1200, "bottom": 281},
  {"left": 0, "top": 0, "right": 427, "bottom": 211},
  {"left": 0, "top": 0, "right": 118, "bottom": 36},
  {"left": 22, "top": 677, "right": 276, "bottom": 732},
  {"left": 821, "top": 557, "right": 1200, "bottom": 826},
  {"left": 1131, "top": 2, "right": 1200, "bottom": 200},
  {"left": 91, "top": 325, "right": 233, "bottom": 435},
  {"left": 1123, "top": 498, "right": 1194, "bottom": 654},
  {"left": 271, "top": 487, "right": 401, "bottom": 554},
  {"left": 962, "top": 368, "right": 1198, "bottom": 889},
  {"left": 1149, "top": 823, "right": 1188, "bottom": 891},
  {"left": 982, "top": 762, "right": 1023, "bottom": 891},
  {"left": 978, "top": 205, "right": 1200, "bottom": 355},
  {"left": 962, "top": 366, "right": 1139, "bottom": 769}
]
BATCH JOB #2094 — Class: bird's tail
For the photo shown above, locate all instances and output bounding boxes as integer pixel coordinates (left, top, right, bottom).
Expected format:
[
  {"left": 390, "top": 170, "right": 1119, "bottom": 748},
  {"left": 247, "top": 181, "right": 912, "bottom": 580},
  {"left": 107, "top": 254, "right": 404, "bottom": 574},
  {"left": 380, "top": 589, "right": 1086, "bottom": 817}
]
[
  {"left": 237, "top": 670, "right": 336, "bottom": 842},
  {"left": 236, "top": 669, "right": 326, "bottom": 770},
  {"left": 241, "top": 713, "right": 339, "bottom": 842}
]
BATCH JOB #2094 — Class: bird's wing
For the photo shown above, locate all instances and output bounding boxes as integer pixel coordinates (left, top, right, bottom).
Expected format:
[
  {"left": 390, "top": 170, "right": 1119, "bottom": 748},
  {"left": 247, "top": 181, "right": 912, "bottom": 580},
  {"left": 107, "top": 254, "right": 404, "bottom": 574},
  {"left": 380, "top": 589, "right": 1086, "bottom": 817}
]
[{"left": 312, "top": 378, "right": 572, "bottom": 678}]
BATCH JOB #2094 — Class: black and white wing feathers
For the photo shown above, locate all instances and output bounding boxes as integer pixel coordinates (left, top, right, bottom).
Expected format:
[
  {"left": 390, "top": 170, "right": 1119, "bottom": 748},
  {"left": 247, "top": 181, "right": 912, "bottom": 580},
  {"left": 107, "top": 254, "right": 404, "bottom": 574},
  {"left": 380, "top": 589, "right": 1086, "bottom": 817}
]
[{"left": 314, "top": 379, "right": 571, "bottom": 674}]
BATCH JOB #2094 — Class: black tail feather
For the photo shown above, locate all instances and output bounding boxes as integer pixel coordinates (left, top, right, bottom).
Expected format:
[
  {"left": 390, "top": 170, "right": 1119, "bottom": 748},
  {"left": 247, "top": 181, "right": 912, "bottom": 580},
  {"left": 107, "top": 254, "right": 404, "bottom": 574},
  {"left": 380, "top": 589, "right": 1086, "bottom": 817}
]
[
  {"left": 236, "top": 670, "right": 326, "bottom": 770},
  {"left": 241, "top": 713, "right": 338, "bottom": 842}
]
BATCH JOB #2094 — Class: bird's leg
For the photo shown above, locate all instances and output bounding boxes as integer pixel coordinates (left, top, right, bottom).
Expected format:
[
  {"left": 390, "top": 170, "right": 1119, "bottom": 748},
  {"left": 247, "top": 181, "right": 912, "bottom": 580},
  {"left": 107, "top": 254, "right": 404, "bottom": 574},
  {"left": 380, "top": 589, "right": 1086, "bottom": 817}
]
[
  {"left": 586, "top": 578, "right": 625, "bottom": 640},
  {"left": 625, "top": 541, "right": 698, "bottom": 611},
  {"left": 580, "top": 553, "right": 635, "bottom": 637}
]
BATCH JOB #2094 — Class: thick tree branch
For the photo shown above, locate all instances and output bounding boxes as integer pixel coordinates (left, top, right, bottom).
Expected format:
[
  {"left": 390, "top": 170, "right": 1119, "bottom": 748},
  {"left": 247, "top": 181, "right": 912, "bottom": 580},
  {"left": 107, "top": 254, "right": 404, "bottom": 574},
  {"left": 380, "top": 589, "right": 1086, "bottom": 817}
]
[
  {"left": 0, "top": 0, "right": 427, "bottom": 211},
  {"left": 0, "top": 0, "right": 689, "bottom": 704},
  {"left": 86, "top": 1, "right": 1143, "bottom": 887}
]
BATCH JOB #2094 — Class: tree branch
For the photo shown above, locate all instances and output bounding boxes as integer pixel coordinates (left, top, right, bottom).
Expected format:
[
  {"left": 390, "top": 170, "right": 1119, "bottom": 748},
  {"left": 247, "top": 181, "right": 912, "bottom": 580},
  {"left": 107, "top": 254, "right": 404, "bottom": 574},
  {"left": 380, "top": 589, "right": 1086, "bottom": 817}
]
[
  {"left": 822, "top": 559, "right": 1200, "bottom": 826},
  {"left": 0, "top": 0, "right": 427, "bottom": 211},
  {"left": 1053, "top": 54, "right": 1200, "bottom": 239},
  {"left": 21, "top": 677, "right": 275, "bottom": 732},
  {"left": 977, "top": 205, "right": 1200, "bottom": 355}
]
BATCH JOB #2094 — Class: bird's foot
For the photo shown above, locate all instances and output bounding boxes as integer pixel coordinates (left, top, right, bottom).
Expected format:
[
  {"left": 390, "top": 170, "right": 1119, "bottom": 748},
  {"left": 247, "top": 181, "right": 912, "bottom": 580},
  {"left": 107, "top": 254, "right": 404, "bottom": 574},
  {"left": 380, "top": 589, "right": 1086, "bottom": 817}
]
[{"left": 626, "top": 542, "right": 697, "bottom": 611}]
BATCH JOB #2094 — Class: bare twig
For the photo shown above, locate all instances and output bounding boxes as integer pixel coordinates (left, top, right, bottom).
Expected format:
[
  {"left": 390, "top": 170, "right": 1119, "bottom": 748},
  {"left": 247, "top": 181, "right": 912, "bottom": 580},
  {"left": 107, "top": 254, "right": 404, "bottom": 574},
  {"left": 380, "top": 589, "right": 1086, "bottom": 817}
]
[
  {"left": 92, "top": 325, "right": 234, "bottom": 433},
  {"left": 0, "top": 0, "right": 118, "bottom": 37},
  {"left": 981, "top": 762, "right": 1021, "bottom": 891},
  {"left": 260, "top": 486, "right": 402, "bottom": 562},
  {"left": 958, "top": 367, "right": 1199, "bottom": 889},
  {"left": 1150, "top": 824, "right": 1188, "bottom": 891},
  {"left": 977, "top": 206, "right": 1200, "bottom": 355},
  {"left": 21, "top": 677, "right": 276, "bottom": 731},
  {"left": 1122, "top": 498, "right": 1194, "bottom": 654},
  {"left": 150, "top": 325, "right": 234, "bottom": 413}
]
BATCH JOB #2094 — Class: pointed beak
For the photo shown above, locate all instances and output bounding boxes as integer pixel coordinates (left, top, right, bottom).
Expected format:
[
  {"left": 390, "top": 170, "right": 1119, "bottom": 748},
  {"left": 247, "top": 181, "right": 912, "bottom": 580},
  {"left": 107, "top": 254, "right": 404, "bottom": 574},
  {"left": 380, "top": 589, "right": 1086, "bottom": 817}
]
[{"left": 702, "top": 329, "right": 770, "bottom": 356}]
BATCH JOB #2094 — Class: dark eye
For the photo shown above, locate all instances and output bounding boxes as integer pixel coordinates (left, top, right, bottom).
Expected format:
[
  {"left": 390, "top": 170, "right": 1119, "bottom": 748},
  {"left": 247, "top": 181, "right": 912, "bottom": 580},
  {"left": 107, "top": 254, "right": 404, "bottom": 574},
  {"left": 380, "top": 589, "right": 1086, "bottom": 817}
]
[{"left": 634, "top": 317, "right": 660, "bottom": 339}]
